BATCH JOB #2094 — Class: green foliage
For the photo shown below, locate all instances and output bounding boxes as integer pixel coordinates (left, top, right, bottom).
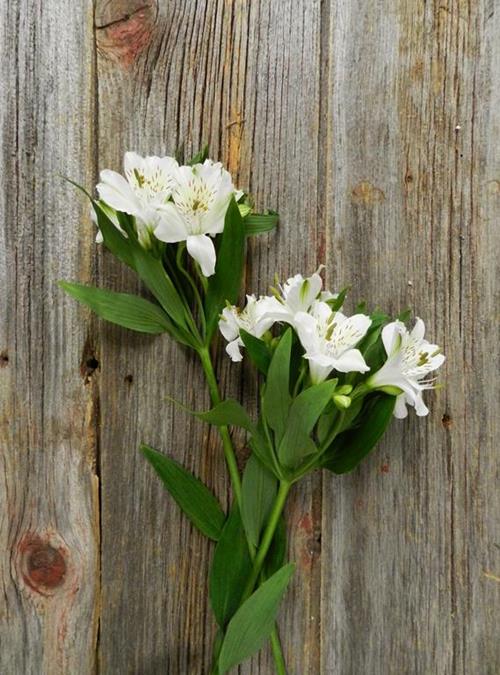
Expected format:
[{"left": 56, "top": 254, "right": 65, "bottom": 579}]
[
  {"left": 240, "top": 330, "right": 272, "bottom": 375},
  {"left": 59, "top": 282, "right": 172, "bottom": 335},
  {"left": 262, "top": 329, "right": 293, "bottom": 444},
  {"left": 278, "top": 380, "right": 338, "bottom": 469},
  {"left": 140, "top": 445, "right": 226, "bottom": 541},
  {"left": 195, "top": 399, "right": 256, "bottom": 433},
  {"left": 205, "top": 198, "right": 246, "bottom": 340},
  {"left": 210, "top": 506, "right": 252, "bottom": 627},
  {"left": 218, "top": 564, "right": 295, "bottom": 673},
  {"left": 263, "top": 518, "right": 287, "bottom": 579},
  {"left": 244, "top": 211, "right": 279, "bottom": 236},
  {"left": 323, "top": 394, "right": 396, "bottom": 473},
  {"left": 241, "top": 455, "right": 278, "bottom": 548}
]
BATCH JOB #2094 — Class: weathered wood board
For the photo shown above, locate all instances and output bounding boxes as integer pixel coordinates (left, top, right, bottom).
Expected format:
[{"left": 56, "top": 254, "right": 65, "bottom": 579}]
[{"left": 1, "top": 1, "right": 498, "bottom": 673}]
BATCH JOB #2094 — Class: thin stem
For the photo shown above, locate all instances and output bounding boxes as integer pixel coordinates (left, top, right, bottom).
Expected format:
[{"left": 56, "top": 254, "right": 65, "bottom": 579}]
[
  {"left": 269, "top": 630, "right": 287, "bottom": 675},
  {"left": 197, "top": 345, "right": 242, "bottom": 506},
  {"left": 240, "top": 481, "right": 291, "bottom": 603},
  {"left": 198, "top": 345, "right": 287, "bottom": 673},
  {"left": 176, "top": 243, "right": 207, "bottom": 339},
  {"left": 292, "top": 411, "right": 346, "bottom": 482}
]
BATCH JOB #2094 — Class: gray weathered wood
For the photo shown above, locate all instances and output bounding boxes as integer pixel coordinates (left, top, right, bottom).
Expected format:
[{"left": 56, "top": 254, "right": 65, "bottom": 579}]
[
  {"left": 1, "top": 0, "right": 499, "bottom": 673},
  {"left": 0, "top": 1, "right": 99, "bottom": 673}
]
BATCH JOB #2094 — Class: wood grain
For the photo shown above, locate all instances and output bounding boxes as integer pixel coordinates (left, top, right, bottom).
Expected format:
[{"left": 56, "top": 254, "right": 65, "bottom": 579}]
[
  {"left": 0, "top": 1, "right": 99, "bottom": 673},
  {"left": 1, "top": 0, "right": 499, "bottom": 673}
]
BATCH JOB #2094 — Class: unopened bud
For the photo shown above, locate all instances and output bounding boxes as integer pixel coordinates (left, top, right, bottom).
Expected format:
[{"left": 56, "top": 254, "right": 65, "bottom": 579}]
[
  {"left": 333, "top": 394, "right": 351, "bottom": 409},
  {"left": 336, "top": 384, "right": 353, "bottom": 396}
]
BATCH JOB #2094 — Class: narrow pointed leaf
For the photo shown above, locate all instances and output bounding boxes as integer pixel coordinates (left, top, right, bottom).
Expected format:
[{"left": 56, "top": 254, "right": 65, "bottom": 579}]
[
  {"left": 244, "top": 212, "right": 278, "bottom": 236},
  {"left": 262, "top": 329, "right": 292, "bottom": 443},
  {"left": 141, "top": 444, "right": 225, "bottom": 540},
  {"left": 210, "top": 505, "right": 252, "bottom": 627},
  {"left": 263, "top": 517, "right": 287, "bottom": 578},
  {"left": 131, "top": 245, "right": 192, "bottom": 334},
  {"left": 240, "top": 330, "right": 271, "bottom": 375},
  {"left": 196, "top": 399, "right": 255, "bottom": 433},
  {"left": 93, "top": 201, "right": 135, "bottom": 268},
  {"left": 278, "top": 379, "right": 337, "bottom": 468},
  {"left": 188, "top": 144, "right": 209, "bottom": 165},
  {"left": 241, "top": 455, "right": 277, "bottom": 548},
  {"left": 205, "top": 198, "right": 246, "bottom": 339},
  {"left": 59, "top": 282, "right": 172, "bottom": 334},
  {"left": 218, "top": 563, "right": 295, "bottom": 673},
  {"left": 323, "top": 394, "right": 395, "bottom": 474}
]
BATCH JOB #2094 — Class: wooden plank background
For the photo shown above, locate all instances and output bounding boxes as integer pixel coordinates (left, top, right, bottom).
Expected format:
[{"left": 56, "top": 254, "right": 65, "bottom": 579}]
[{"left": 1, "top": 1, "right": 498, "bottom": 673}]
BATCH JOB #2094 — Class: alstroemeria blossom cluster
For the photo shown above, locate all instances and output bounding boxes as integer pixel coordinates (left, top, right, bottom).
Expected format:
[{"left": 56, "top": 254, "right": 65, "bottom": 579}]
[
  {"left": 95, "top": 152, "right": 241, "bottom": 276},
  {"left": 219, "top": 270, "right": 445, "bottom": 417},
  {"left": 63, "top": 146, "right": 447, "bottom": 674}
]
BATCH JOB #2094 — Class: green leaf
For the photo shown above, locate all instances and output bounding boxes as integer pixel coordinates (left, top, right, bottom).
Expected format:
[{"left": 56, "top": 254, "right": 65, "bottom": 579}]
[
  {"left": 196, "top": 399, "right": 255, "bottom": 433},
  {"left": 241, "top": 455, "right": 278, "bottom": 548},
  {"left": 218, "top": 563, "right": 295, "bottom": 673},
  {"left": 397, "top": 307, "right": 412, "bottom": 322},
  {"left": 244, "top": 211, "right": 279, "bottom": 236},
  {"left": 188, "top": 144, "right": 209, "bottom": 165},
  {"left": 278, "top": 380, "right": 338, "bottom": 468},
  {"left": 263, "top": 517, "right": 287, "bottom": 578},
  {"left": 210, "top": 505, "right": 252, "bottom": 627},
  {"left": 262, "top": 329, "right": 293, "bottom": 444},
  {"left": 93, "top": 201, "right": 135, "bottom": 269},
  {"left": 328, "top": 286, "right": 350, "bottom": 312},
  {"left": 140, "top": 444, "right": 226, "bottom": 540},
  {"left": 323, "top": 395, "right": 396, "bottom": 474},
  {"left": 131, "top": 245, "right": 192, "bottom": 335},
  {"left": 205, "top": 198, "right": 246, "bottom": 339},
  {"left": 240, "top": 330, "right": 271, "bottom": 375},
  {"left": 59, "top": 282, "right": 172, "bottom": 334}
]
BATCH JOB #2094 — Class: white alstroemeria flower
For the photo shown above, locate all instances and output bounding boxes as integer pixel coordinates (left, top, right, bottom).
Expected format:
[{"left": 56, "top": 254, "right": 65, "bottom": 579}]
[
  {"left": 96, "top": 152, "right": 178, "bottom": 246},
  {"left": 368, "top": 319, "right": 445, "bottom": 418},
  {"left": 154, "top": 160, "right": 236, "bottom": 277},
  {"left": 263, "top": 270, "right": 333, "bottom": 326},
  {"left": 219, "top": 295, "right": 276, "bottom": 362},
  {"left": 294, "top": 301, "right": 371, "bottom": 383},
  {"left": 97, "top": 152, "right": 178, "bottom": 216}
]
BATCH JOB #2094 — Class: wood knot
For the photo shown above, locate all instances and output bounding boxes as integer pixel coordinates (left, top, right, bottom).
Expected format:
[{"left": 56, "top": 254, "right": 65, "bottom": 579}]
[
  {"left": 441, "top": 414, "right": 452, "bottom": 429},
  {"left": 19, "top": 534, "right": 67, "bottom": 595},
  {"left": 351, "top": 181, "right": 385, "bottom": 206},
  {"left": 95, "top": 2, "right": 157, "bottom": 67},
  {"left": 0, "top": 350, "right": 8, "bottom": 367}
]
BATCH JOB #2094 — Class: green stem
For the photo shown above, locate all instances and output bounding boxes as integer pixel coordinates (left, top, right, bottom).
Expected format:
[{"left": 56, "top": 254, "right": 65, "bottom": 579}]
[
  {"left": 197, "top": 345, "right": 287, "bottom": 673},
  {"left": 269, "top": 622, "right": 287, "bottom": 675},
  {"left": 241, "top": 481, "right": 291, "bottom": 603},
  {"left": 197, "top": 345, "right": 242, "bottom": 506}
]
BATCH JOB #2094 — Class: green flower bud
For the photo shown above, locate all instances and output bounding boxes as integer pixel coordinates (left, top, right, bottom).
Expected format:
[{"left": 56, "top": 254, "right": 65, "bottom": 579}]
[
  {"left": 336, "top": 384, "right": 353, "bottom": 396},
  {"left": 333, "top": 394, "right": 351, "bottom": 409}
]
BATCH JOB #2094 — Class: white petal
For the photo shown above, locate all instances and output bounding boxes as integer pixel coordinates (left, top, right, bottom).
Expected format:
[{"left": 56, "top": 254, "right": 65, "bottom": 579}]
[
  {"left": 308, "top": 358, "right": 334, "bottom": 384},
  {"left": 332, "top": 348, "right": 370, "bottom": 373},
  {"left": 186, "top": 234, "right": 216, "bottom": 277},
  {"left": 414, "top": 393, "right": 430, "bottom": 416},
  {"left": 226, "top": 338, "right": 243, "bottom": 362},
  {"left": 219, "top": 307, "right": 240, "bottom": 342},
  {"left": 428, "top": 352, "right": 446, "bottom": 371},
  {"left": 394, "top": 394, "right": 409, "bottom": 418},
  {"left": 154, "top": 204, "right": 189, "bottom": 243},
  {"left": 311, "top": 300, "right": 333, "bottom": 324},
  {"left": 382, "top": 321, "right": 405, "bottom": 357},
  {"left": 294, "top": 311, "right": 320, "bottom": 353},
  {"left": 97, "top": 170, "right": 142, "bottom": 215},
  {"left": 411, "top": 318, "right": 426, "bottom": 340}
]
